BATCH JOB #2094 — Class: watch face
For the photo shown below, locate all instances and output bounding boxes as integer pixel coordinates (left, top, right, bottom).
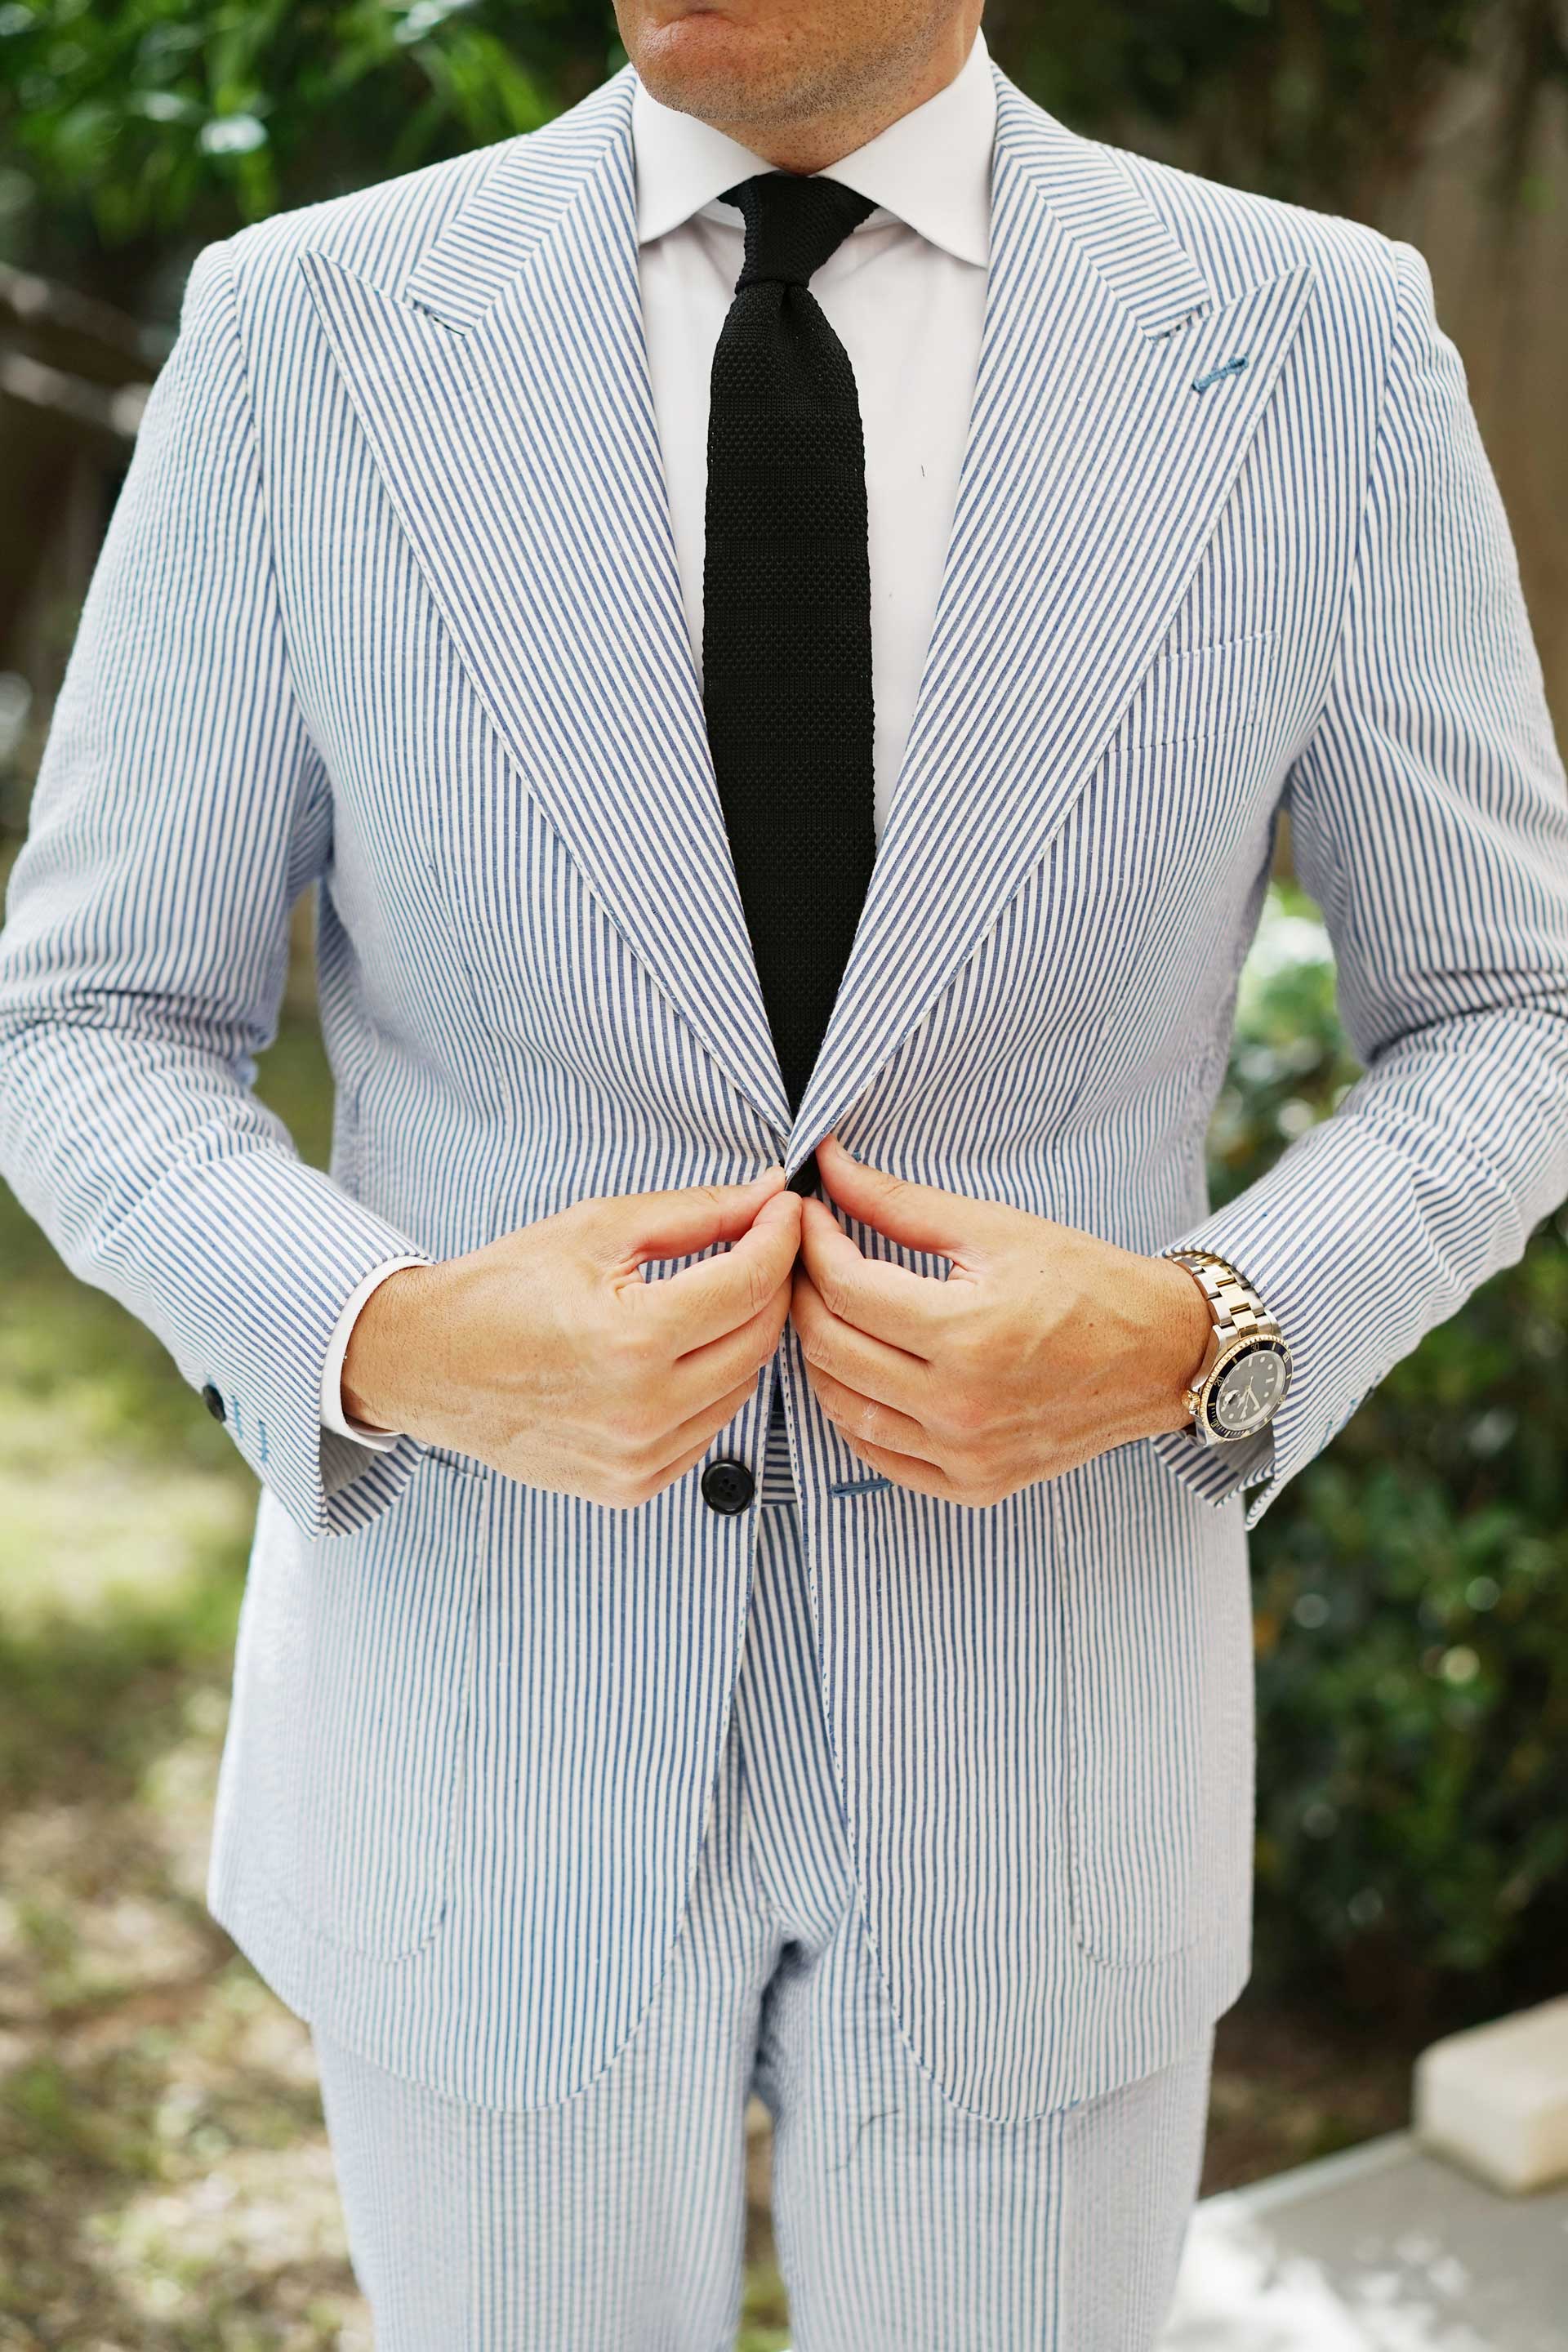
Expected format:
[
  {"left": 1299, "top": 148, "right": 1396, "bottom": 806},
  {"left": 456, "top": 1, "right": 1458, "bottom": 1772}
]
[{"left": 1205, "top": 1339, "right": 1291, "bottom": 1438}]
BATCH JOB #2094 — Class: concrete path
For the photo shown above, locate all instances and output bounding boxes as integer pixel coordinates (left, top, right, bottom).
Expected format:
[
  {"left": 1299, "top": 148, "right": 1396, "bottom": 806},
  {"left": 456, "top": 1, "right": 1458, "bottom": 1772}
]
[{"left": 1162, "top": 2132, "right": 1568, "bottom": 2351}]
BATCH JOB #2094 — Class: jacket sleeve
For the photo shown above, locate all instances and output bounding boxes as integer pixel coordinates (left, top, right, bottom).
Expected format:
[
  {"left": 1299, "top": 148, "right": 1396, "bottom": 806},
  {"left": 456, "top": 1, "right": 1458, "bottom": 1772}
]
[
  {"left": 1150, "top": 234, "right": 1568, "bottom": 1530},
  {"left": 0, "top": 238, "right": 434, "bottom": 1539}
]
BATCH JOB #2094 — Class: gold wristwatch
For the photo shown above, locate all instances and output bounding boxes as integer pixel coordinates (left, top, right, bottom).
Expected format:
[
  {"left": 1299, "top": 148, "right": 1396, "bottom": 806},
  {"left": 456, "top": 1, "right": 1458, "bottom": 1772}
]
[{"left": 1162, "top": 1246, "right": 1292, "bottom": 1446}]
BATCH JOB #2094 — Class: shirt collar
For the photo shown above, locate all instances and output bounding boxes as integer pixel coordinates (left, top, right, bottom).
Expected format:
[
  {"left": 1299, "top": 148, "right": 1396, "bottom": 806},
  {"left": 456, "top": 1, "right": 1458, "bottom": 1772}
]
[{"left": 631, "top": 22, "right": 995, "bottom": 267}]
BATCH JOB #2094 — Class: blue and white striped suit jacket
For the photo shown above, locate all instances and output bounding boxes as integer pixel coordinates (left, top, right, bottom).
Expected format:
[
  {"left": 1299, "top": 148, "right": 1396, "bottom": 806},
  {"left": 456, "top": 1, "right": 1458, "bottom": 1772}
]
[{"left": 2, "top": 54, "right": 1566, "bottom": 2120}]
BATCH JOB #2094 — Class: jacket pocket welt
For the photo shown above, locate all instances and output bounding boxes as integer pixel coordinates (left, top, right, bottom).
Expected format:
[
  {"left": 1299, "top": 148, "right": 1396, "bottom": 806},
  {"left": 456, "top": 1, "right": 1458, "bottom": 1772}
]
[{"left": 1124, "top": 626, "right": 1277, "bottom": 752}]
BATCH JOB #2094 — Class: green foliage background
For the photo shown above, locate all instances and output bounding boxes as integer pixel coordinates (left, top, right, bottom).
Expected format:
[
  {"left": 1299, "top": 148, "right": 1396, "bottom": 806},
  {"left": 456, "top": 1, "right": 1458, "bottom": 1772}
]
[
  {"left": 1224, "top": 893, "right": 1568, "bottom": 2027},
  {"left": 2, "top": 0, "right": 1566, "bottom": 315}
]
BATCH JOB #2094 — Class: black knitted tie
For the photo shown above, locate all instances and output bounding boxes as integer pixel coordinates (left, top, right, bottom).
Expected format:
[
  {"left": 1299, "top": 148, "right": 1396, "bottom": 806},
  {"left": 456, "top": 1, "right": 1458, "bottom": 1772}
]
[{"left": 703, "top": 171, "right": 878, "bottom": 1195}]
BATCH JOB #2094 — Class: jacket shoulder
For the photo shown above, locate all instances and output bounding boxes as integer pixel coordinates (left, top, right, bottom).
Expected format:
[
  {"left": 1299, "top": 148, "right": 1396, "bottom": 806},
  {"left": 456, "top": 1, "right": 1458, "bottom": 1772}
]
[
  {"left": 1104, "top": 140, "right": 1405, "bottom": 322},
  {"left": 221, "top": 141, "right": 510, "bottom": 301},
  {"left": 216, "top": 68, "right": 630, "bottom": 308}
]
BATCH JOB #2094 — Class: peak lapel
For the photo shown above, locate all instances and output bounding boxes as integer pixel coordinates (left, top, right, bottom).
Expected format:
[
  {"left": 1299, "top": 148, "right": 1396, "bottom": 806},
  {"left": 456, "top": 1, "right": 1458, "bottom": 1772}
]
[
  {"left": 300, "top": 68, "right": 793, "bottom": 1139},
  {"left": 786, "top": 69, "right": 1318, "bottom": 1173}
]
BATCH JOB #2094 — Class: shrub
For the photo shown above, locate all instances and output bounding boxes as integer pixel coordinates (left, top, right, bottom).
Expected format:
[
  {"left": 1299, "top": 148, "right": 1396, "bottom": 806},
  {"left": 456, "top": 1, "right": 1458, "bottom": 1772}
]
[{"left": 1223, "top": 886, "right": 1568, "bottom": 2025}]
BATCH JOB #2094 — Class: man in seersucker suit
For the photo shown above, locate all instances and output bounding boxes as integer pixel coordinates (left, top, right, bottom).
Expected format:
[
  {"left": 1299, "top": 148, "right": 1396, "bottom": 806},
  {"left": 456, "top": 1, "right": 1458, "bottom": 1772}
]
[{"left": 2, "top": 0, "right": 1566, "bottom": 2343}]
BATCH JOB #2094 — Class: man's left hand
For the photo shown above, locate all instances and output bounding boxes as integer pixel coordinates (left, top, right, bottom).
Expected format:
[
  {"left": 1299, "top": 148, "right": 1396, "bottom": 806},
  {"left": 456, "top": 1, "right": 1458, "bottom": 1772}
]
[{"left": 788, "top": 1133, "right": 1213, "bottom": 1504}]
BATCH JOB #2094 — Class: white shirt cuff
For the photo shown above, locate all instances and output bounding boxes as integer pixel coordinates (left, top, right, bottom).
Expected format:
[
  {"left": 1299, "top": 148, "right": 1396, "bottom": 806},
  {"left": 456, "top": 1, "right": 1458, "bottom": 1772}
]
[{"left": 319, "top": 1254, "right": 432, "bottom": 1446}]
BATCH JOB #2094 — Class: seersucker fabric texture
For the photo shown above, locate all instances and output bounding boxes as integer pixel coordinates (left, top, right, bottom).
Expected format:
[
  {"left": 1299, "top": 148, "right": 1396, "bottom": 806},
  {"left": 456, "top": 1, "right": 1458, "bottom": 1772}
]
[
  {"left": 0, "top": 51, "right": 1565, "bottom": 2136},
  {"left": 704, "top": 170, "right": 879, "bottom": 1153},
  {"left": 311, "top": 1495, "right": 1214, "bottom": 2350}
]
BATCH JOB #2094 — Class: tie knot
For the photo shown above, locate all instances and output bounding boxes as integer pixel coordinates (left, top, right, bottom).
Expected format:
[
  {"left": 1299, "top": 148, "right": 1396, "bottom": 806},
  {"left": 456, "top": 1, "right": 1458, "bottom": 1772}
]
[{"left": 720, "top": 171, "right": 877, "bottom": 292}]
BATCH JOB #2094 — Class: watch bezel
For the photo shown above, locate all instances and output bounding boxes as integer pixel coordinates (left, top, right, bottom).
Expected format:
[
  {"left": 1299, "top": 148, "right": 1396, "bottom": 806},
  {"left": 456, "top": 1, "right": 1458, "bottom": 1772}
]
[{"left": 1196, "top": 1333, "right": 1293, "bottom": 1441}]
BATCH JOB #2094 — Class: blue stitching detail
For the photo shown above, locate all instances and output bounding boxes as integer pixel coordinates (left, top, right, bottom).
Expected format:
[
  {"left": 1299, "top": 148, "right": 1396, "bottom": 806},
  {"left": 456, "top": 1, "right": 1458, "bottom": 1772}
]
[
  {"left": 829, "top": 1475, "right": 892, "bottom": 1498},
  {"left": 1192, "top": 354, "right": 1249, "bottom": 394}
]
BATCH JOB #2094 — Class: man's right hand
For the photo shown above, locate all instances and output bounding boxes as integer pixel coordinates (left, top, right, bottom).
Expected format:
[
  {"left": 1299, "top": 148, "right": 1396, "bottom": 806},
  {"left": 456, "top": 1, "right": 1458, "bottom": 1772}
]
[{"left": 341, "top": 1168, "right": 801, "bottom": 1506}]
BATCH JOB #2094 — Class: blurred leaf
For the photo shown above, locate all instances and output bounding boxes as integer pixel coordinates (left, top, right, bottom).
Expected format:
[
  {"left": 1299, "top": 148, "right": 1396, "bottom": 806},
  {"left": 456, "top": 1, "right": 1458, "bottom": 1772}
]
[
  {"left": 0, "top": 0, "right": 595, "bottom": 301},
  {"left": 3, "top": 1, "right": 1566, "bottom": 313},
  {"left": 1232, "top": 884, "right": 1568, "bottom": 2020}
]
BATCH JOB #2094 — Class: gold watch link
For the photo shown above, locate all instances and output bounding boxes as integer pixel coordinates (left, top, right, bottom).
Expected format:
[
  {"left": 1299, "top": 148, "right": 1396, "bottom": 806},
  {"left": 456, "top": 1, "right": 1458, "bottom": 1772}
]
[{"left": 1163, "top": 1246, "right": 1292, "bottom": 1443}]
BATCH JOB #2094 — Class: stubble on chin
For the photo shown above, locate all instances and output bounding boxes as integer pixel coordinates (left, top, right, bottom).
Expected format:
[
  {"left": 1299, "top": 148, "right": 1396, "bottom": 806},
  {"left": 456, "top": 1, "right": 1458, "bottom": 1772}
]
[{"left": 628, "top": 7, "right": 894, "bottom": 141}]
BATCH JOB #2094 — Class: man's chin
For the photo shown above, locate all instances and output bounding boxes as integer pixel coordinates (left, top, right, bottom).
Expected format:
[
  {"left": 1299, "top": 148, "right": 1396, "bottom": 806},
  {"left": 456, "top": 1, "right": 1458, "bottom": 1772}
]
[{"left": 631, "top": 15, "right": 791, "bottom": 120}]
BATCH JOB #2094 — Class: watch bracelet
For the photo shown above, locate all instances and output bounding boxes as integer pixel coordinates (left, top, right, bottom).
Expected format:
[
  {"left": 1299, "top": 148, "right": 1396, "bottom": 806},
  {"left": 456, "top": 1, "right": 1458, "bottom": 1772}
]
[
  {"left": 1161, "top": 1246, "right": 1286, "bottom": 1423},
  {"left": 1163, "top": 1246, "right": 1282, "bottom": 1346}
]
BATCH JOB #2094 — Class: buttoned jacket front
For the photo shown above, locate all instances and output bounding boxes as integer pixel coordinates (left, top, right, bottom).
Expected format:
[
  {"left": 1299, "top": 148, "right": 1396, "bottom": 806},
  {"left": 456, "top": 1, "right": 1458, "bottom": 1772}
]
[{"left": 2, "top": 56, "right": 1566, "bottom": 2119}]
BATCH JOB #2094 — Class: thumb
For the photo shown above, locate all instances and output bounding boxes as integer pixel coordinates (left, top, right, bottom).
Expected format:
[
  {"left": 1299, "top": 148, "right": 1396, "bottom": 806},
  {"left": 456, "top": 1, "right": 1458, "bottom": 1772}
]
[
  {"left": 614, "top": 1166, "right": 787, "bottom": 1268},
  {"left": 812, "top": 1133, "right": 991, "bottom": 1260}
]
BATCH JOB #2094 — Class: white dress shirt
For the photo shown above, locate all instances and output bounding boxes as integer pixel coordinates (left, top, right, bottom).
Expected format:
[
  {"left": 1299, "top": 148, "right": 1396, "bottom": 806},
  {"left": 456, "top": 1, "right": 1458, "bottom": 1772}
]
[{"left": 320, "top": 25, "right": 998, "bottom": 1444}]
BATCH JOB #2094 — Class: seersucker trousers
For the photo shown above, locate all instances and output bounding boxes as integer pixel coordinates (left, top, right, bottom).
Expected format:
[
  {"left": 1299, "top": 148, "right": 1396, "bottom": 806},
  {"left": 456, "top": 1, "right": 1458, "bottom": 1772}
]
[{"left": 310, "top": 1396, "right": 1215, "bottom": 2351}]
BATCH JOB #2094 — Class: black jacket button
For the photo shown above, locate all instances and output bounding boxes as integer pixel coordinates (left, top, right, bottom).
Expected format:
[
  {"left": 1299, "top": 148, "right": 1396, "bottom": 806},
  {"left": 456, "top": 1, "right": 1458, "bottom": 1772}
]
[
  {"left": 201, "top": 1382, "right": 225, "bottom": 1423},
  {"left": 701, "top": 1458, "right": 754, "bottom": 1516}
]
